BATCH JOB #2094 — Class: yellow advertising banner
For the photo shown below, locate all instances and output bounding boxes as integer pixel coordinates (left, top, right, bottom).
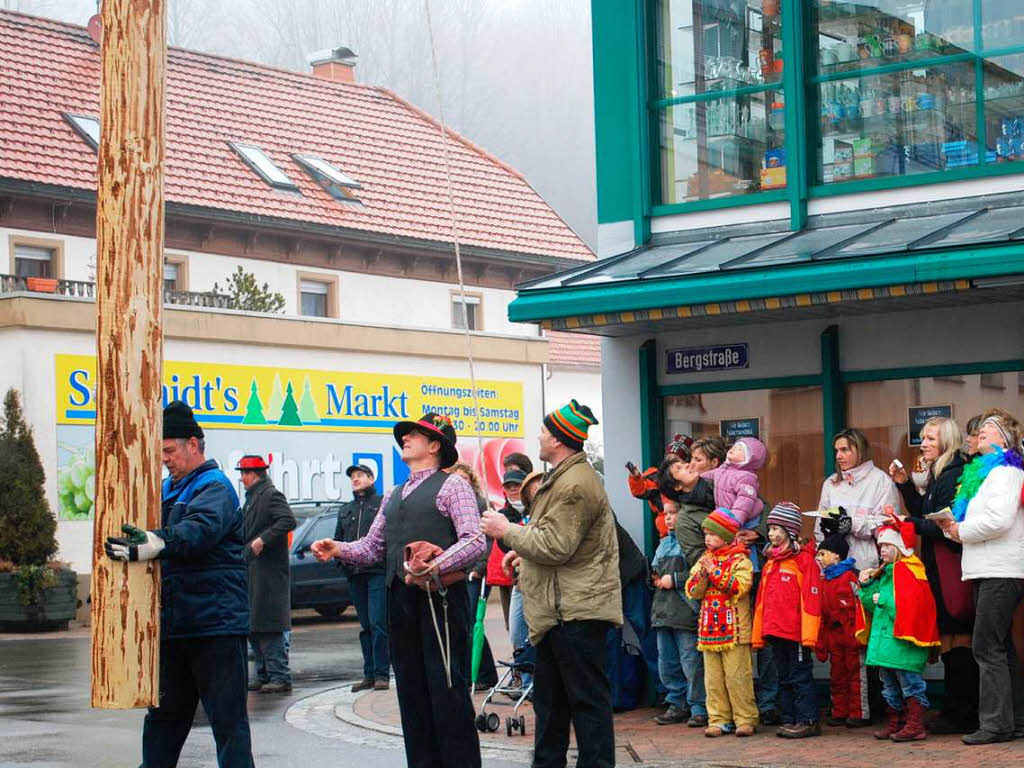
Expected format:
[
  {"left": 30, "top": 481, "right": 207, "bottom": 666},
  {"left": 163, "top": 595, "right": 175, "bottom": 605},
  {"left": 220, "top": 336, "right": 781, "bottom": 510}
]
[{"left": 55, "top": 354, "right": 524, "bottom": 438}]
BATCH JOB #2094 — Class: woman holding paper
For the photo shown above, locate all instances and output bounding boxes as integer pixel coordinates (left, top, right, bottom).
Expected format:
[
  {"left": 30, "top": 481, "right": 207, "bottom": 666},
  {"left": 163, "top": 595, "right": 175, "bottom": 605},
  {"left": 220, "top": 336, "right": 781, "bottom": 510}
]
[
  {"left": 936, "top": 409, "right": 1024, "bottom": 745},
  {"left": 890, "top": 417, "right": 976, "bottom": 734},
  {"left": 818, "top": 428, "right": 901, "bottom": 570}
]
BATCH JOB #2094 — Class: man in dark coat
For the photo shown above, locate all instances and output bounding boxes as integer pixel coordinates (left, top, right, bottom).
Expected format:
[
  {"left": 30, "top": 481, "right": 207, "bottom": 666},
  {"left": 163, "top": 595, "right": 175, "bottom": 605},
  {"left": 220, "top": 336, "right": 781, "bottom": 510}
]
[
  {"left": 104, "top": 400, "right": 253, "bottom": 768},
  {"left": 333, "top": 463, "right": 388, "bottom": 691},
  {"left": 238, "top": 454, "right": 296, "bottom": 694}
]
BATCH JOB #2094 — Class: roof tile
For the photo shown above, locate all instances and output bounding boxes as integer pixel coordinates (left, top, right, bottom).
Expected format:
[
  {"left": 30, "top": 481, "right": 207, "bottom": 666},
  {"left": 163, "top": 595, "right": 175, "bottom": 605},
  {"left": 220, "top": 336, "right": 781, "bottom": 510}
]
[{"left": 0, "top": 10, "right": 593, "bottom": 261}]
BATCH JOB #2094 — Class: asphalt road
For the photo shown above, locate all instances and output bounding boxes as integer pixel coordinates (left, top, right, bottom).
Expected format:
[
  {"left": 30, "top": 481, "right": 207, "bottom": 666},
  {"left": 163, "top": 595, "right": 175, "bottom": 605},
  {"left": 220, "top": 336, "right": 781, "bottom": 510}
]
[{"left": 0, "top": 610, "right": 523, "bottom": 768}]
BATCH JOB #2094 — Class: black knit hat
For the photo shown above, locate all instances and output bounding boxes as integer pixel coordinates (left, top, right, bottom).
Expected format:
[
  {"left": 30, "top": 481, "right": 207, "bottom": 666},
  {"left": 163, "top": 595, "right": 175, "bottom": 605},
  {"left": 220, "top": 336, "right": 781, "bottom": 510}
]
[
  {"left": 163, "top": 400, "right": 204, "bottom": 440},
  {"left": 820, "top": 533, "right": 850, "bottom": 560},
  {"left": 393, "top": 413, "right": 459, "bottom": 469}
]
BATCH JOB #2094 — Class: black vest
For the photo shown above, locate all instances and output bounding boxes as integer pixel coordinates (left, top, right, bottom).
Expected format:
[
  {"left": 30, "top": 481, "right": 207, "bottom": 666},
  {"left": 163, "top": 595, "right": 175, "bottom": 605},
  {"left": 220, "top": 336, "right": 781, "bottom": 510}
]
[{"left": 383, "top": 471, "right": 456, "bottom": 586}]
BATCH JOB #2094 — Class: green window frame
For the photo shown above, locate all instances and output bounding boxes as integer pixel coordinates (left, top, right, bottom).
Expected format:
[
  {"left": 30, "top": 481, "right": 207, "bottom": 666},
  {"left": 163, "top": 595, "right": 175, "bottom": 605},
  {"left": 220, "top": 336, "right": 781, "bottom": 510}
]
[
  {"left": 642, "top": 0, "right": 1024, "bottom": 228},
  {"left": 649, "top": 0, "right": 803, "bottom": 219}
]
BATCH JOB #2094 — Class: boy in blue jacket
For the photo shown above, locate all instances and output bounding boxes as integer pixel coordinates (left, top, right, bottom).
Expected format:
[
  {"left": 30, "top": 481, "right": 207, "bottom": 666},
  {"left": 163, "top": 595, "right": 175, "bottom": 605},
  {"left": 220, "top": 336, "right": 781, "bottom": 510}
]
[{"left": 651, "top": 497, "right": 707, "bottom": 727}]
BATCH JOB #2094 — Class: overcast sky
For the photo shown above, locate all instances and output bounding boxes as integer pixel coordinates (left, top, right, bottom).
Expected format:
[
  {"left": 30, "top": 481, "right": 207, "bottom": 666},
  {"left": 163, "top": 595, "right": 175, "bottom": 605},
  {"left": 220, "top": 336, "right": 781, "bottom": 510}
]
[{"left": 4, "top": 0, "right": 597, "bottom": 250}]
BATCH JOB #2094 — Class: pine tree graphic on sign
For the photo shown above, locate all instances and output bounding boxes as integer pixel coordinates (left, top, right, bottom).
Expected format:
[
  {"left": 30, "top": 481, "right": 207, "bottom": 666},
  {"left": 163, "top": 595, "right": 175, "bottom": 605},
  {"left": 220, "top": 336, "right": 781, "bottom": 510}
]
[
  {"left": 242, "top": 378, "right": 267, "bottom": 425},
  {"left": 278, "top": 381, "right": 303, "bottom": 426},
  {"left": 298, "top": 376, "right": 319, "bottom": 423},
  {"left": 266, "top": 373, "right": 284, "bottom": 422}
]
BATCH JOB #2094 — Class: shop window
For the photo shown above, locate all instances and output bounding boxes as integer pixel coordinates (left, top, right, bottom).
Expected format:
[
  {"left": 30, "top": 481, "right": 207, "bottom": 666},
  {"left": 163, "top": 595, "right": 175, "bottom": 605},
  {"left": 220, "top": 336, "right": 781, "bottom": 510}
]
[
  {"left": 845, "top": 370, "right": 1024, "bottom": 481},
  {"left": 654, "top": 0, "right": 786, "bottom": 204},
  {"left": 663, "top": 385, "right": 823, "bottom": 513},
  {"left": 451, "top": 292, "right": 481, "bottom": 331},
  {"left": 10, "top": 239, "right": 63, "bottom": 279},
  {"left": 811, "top": 1, "right": 1024, "bottom": 187},
  {"left": 297, "top": 273, "right": 338, "bottom": 318}
]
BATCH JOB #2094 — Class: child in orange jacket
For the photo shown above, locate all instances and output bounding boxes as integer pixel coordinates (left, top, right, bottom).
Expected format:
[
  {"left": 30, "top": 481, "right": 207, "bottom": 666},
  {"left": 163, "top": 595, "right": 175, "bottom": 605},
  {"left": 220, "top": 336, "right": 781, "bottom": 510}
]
[
  {"left": 815, "top": 531, "right": 869, "bottom": 727},
  {"left": 753, "top": 502, "right": 822, "bottom": 739}
]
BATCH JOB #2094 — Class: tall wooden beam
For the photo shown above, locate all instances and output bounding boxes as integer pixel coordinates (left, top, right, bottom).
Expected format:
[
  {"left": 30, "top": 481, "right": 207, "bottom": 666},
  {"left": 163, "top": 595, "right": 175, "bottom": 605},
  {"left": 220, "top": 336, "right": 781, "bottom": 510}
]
[{"left": 90, "top": 0, "right": 167, "bottom": 709}]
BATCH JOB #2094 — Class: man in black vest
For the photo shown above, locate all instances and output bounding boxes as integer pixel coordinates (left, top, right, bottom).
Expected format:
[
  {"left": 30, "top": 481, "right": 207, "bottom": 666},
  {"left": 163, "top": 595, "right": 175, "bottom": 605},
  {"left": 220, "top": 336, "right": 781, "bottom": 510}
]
[
  {"left": 333, "top": 463, "right": 388, "bottom": 691},
  {"left": 312, "top": 413, "right": 486, "bottom": 768}
]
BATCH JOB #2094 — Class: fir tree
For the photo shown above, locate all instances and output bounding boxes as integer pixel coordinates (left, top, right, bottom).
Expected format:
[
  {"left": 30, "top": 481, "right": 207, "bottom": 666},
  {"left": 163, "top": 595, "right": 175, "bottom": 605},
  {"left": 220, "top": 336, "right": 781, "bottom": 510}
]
[
  {"left": 0, "top": 389, "right": 57, "bottom": 565},
  {"left": 266, "top": 374, "right": 284, "bottom": 422},
  {"left": 242, "top": 379, "right": 267, "bottom": 425},
  {"left": 278, "top": 381, "right": 303, "bottom": 426},
  {"left": 212, "top": 266, "right": 285, "bottom": 313},
  {"left": 298, "top": 376, "right": 318, "bottom": 423}
]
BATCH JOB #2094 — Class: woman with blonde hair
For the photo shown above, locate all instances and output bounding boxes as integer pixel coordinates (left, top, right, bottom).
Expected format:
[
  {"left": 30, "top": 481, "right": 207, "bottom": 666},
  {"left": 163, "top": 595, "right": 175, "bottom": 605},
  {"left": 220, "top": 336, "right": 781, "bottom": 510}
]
[{"left": 890, "top": 416, "right": 976, "bottom": 733}]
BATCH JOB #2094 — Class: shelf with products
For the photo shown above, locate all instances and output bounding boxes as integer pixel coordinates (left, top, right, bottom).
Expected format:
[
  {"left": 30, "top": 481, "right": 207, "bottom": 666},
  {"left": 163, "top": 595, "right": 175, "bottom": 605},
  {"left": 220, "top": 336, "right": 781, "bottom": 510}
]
[{"left": 812, "top": 0, "right": 972, "bottom": 78}]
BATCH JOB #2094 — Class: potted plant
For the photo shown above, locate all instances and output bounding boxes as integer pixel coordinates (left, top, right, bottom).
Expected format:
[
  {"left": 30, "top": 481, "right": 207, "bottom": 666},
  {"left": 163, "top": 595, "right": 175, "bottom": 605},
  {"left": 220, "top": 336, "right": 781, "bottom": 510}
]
[
  {"left": 25, "top": 276, "right": 58, "bottom": 293},
  {"left": 0, "top": 389, "right": 77, "bottom": 631}
]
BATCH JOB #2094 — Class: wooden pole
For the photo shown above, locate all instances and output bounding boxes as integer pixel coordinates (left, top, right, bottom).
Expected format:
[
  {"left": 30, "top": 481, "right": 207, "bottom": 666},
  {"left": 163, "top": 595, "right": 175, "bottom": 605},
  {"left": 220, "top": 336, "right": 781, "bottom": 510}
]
[{"left": 90, "top": 0, "right": 167, "bottom": 709}]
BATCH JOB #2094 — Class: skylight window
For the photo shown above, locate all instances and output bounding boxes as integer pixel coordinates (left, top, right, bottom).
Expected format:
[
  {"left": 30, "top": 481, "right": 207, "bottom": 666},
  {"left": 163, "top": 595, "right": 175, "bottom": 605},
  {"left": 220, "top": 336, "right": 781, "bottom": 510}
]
[
  {"left": 228, "top": 142, "right": 298, "bottom": 190},
  {"left": 293, "top": 154, "right": 362, "bottom": 203},
  {"left": 63, "top": 113, "right": 100, "bottom": 151},
  {"left": 293, "top": 155, "right": 361, "bottom": 188}
]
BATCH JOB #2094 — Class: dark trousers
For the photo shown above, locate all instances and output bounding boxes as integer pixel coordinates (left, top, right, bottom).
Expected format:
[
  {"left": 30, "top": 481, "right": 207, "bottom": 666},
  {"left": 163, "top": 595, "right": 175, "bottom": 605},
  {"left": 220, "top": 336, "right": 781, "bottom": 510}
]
[
  {"left": 769, "top": 637, "right": 818, "bottom": 725},
  {"left": 465, "top": 578, "right": 498, "bottom": 687},
  {"left": 972, "top": 578, "right": 1024, "bottom": 735},
  {"left": 142, "top": 635, "right": 253, "bottom": 768},
  {"left": 248, "top": 631, "right": 290, "bottom": 684},
  {"left": 350, "top": 571, "right": 390, "bottom": 680},
  {"left": 389, "top": 580, "right": 480, "bottom": 768},
  {"left": 534, "top": 620, "right": 615, "bottom": 768},
  {"left": 940, "top": 646, "right": 979, "bottom": 729}
]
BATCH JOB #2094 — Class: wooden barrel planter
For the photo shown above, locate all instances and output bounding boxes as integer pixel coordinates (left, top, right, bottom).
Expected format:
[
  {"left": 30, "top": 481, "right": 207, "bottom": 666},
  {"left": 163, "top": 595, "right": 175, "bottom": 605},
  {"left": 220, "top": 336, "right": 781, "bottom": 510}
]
[{"left": 0, "top": 566, "right": 78, "bottom": 632}]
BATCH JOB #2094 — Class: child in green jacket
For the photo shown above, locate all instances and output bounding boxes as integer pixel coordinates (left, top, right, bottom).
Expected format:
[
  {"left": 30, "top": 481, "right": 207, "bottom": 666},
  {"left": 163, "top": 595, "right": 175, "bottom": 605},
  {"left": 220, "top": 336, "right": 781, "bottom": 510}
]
[{"left": 856, "top": 523, "right": 939, "bottom": 743}]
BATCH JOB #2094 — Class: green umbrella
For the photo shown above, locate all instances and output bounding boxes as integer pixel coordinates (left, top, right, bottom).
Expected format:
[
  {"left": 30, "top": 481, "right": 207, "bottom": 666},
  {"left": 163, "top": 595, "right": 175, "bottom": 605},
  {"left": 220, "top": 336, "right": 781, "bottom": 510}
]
[{"left": 470, "top": 574, "right": 489, "bottom": 687}]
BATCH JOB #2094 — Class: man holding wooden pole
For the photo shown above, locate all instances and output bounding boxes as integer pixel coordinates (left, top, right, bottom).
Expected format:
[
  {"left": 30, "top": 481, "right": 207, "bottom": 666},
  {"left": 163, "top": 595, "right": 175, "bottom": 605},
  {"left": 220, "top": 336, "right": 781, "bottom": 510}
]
[{"left": 105, "top": 401, "right": 253, "bottom": 767}]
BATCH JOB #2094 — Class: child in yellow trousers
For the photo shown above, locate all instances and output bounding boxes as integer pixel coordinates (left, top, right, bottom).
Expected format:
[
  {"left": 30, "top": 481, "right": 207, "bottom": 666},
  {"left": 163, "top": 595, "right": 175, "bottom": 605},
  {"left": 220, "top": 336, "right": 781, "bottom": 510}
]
[{"left": 685, "top": 508, "right": 759, "bottom": 737}]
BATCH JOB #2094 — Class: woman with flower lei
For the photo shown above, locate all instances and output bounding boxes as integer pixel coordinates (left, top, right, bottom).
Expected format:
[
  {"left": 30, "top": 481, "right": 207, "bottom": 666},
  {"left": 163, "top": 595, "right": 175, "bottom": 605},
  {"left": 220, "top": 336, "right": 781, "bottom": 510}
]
[{"left": 936, "top": 408, "right": 1024, "bottom": 745}]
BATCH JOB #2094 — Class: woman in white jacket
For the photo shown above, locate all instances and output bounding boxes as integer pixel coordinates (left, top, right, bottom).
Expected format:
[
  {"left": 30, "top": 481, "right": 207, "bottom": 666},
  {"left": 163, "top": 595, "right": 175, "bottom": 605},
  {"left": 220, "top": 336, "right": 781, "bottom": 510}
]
[
  {"left": 939, "top": 408, "right": 1024, "bottom": 745},
  {"left": 818, "top": 428, "right": 901, "bottom": 569}
]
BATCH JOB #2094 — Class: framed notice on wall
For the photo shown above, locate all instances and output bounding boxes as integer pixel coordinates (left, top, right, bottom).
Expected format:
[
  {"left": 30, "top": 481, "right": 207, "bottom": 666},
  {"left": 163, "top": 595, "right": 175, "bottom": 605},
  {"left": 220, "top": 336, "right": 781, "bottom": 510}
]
[
  {"left": 720, "top": 417, "right": 760, "bottom": 442},
  {"left": 907, "top": 405, "right": 953, "bottom": 446}
]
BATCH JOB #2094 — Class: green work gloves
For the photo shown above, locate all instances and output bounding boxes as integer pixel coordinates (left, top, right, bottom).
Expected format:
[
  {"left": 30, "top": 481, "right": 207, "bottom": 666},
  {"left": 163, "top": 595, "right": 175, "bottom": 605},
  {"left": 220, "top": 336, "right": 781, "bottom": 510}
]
[{"left": 104, "top": 523, "right": 166, "bottom": 562}]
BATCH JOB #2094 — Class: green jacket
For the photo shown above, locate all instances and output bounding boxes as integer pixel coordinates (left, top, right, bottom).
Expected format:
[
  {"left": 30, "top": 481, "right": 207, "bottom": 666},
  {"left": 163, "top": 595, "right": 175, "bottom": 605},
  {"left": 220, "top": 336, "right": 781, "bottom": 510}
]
[
  {"left": 674, "top": 478, "right": 715, "bottom": 570},
  {"left": 859, "top": 565, "right": 929, "bottom": 673},
  {"left": 503, "top": 452, "right": 622, "bottom": 645}
]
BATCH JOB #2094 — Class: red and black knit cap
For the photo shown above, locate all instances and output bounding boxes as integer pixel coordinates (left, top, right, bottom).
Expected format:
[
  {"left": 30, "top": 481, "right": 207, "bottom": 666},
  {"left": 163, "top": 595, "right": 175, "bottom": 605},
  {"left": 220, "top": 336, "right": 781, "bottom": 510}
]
[
  {"left": 543, "top": 400, "right": 598, "bottom": 452},
  {"left": 665, "top": 433, "right": 693, "bottom": 460},
  {"left": 235, "top": 454, "right": 270, "bottom": 471},
  {"left": 701, "top": 508, "right": 740, "bottom": 543}
]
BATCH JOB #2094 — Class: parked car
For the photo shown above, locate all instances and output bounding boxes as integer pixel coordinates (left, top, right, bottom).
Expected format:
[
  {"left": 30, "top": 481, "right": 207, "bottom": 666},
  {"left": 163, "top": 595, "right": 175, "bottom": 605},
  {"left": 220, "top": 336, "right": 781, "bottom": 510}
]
[{"left": 289, "top": 507, "right": 351, "bottom": 618}]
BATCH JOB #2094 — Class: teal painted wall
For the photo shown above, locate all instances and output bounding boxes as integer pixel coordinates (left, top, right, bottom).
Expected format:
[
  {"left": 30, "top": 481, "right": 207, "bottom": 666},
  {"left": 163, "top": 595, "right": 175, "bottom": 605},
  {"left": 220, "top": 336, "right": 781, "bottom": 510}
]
[{"left": 591, "top": 0, "right": 645, "bottom": 233}]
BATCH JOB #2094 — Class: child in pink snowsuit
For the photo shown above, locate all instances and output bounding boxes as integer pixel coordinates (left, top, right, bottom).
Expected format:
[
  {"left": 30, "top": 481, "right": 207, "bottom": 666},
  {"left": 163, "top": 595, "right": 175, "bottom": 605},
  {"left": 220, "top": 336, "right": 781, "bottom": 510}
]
[{"left": 701, "top": 437, "right": 766, "bottom": 527}]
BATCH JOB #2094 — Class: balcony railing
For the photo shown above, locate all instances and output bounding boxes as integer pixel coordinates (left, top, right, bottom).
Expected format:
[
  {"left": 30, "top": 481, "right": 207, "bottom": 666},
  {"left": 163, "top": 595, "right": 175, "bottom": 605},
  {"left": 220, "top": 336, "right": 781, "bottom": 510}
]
[{"left": 0, "top": 275, "right": 233, "bottom": 309}]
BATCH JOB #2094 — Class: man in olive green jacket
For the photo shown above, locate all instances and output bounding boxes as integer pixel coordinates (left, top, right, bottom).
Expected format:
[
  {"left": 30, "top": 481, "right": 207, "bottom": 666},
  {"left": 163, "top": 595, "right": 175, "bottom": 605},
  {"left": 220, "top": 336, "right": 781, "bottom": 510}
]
[{"left": 481, "top": 400, "right": 621, "bottom": 768}]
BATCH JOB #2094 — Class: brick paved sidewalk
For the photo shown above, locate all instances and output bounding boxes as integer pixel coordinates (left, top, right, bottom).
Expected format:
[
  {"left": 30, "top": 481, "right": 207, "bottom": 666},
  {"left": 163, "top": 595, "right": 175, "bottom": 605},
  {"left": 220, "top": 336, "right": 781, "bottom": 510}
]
[{"left": 344, "top": 596, "right": 1024, "bottom": 766}]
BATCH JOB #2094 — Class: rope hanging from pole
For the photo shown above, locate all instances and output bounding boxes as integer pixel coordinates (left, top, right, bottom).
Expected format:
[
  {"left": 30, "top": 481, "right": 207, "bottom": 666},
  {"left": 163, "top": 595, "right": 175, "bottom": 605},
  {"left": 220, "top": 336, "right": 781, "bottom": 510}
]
[{"left": 423, "top": 0, "right": 492, "bottom": 496}]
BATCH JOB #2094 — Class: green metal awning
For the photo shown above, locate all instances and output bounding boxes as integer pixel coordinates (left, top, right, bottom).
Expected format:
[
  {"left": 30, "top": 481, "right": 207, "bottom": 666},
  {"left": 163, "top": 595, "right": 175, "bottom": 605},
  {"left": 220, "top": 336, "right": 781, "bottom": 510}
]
[{"left": 510, "top": 198, "right": 1024, "bottom": 333}]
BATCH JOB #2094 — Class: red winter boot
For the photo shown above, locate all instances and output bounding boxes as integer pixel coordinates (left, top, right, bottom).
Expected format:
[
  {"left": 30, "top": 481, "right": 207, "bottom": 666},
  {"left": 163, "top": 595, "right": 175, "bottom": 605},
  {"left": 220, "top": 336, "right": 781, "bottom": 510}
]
[
  {"left": 891, "top": 699, "right": 927, "bottom": 742},
  {"left": 874, "top": 707, "right": 904, "bottom": 740}
]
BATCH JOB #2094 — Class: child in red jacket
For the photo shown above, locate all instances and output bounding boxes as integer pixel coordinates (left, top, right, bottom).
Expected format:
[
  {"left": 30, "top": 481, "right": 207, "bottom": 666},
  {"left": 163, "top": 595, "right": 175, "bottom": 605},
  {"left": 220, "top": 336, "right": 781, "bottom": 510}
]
[
  {"left": 753, "top": 502, "right": 822, "bottom": 739},
  {"left": 815, "top": 532, "right": 870, "bottom": 727}
]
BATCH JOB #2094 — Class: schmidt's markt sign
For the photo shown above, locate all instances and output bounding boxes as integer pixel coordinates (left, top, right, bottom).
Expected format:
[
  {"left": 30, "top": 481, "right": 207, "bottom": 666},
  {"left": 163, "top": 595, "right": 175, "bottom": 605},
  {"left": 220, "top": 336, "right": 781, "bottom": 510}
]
[{"left": 666, "top": 343, "right": 749, "bottom": 375}]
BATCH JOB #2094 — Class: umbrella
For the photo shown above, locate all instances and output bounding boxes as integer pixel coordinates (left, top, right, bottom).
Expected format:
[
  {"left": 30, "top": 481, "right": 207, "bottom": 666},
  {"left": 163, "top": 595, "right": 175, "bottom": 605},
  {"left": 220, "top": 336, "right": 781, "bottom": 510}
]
[{"left": 470, "top": 574, "right": 489, "bottom": 687}]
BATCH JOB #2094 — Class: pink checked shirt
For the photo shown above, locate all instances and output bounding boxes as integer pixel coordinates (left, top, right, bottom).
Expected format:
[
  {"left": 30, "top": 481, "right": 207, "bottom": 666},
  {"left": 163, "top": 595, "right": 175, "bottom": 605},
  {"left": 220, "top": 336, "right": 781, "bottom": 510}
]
[{"left": 334, "top": 468, "right": 485, "bottom": 574}]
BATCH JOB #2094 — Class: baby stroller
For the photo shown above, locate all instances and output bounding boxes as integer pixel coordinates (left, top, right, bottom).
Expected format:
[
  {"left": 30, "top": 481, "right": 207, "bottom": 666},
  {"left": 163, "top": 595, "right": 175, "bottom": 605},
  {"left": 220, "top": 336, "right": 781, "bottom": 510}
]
[{"left": 474, "top": 641, "right": 535, "bottom": 737}]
